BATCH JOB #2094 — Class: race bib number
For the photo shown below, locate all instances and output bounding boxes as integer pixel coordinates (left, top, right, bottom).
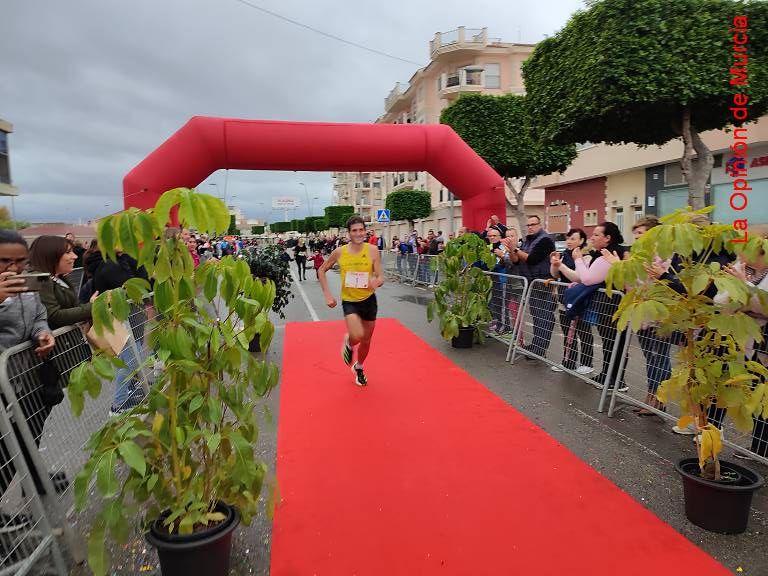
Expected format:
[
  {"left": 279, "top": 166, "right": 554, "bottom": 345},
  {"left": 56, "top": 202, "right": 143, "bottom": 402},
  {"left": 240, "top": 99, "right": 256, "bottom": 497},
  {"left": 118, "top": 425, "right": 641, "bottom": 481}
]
[{"left": 345, "top": 271, "right": 369, "bottom": 289}]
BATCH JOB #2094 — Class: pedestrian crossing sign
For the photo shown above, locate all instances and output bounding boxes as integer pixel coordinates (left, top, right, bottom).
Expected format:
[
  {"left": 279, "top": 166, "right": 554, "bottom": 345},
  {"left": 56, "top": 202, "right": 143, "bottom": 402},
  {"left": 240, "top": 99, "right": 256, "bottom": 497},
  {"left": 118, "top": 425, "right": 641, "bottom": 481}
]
[{"left": 376, "top": 209, "right": 391, "bottom": 223}]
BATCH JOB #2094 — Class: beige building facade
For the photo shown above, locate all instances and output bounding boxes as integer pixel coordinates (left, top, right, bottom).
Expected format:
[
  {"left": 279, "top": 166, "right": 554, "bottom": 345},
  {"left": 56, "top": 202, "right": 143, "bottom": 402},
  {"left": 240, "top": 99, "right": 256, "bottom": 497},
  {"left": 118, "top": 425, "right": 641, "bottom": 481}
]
[
  {"left": 334, "top": 27, "right": 540, "bottom": 237},
  {"left": 538, "top": 115, "right": 768, "bottom": 240}
]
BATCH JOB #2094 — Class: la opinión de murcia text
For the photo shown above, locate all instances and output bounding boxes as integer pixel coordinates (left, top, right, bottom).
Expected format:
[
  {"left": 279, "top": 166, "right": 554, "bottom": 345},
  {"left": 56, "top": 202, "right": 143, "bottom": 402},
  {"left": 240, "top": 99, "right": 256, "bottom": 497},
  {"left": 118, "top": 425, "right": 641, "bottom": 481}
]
[{"left": 729, "top": 15, "right": 750, "bottom": 243}]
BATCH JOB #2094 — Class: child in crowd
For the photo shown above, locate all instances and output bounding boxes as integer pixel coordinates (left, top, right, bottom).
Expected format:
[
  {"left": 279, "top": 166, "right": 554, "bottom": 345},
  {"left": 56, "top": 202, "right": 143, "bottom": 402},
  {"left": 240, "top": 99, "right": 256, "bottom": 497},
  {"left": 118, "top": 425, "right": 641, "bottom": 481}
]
[{"left": 309, "top": 250, "right": 325, "bottom": 279}]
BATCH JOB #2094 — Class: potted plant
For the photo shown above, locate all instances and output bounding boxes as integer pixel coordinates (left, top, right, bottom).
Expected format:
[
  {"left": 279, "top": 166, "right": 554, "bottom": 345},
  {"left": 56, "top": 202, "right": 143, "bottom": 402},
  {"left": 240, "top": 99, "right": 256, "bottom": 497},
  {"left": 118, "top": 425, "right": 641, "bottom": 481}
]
[
  {"left": 427, "top": 232, "right": 495, "bottom": 348},
  {"left": 606, "top": 208, "right": 768, "bottom": 534},
  {"left": 240, "top": 243, "right": 294, "bottom": 351},
  {"left": 66, "top": 188, "right": 280, "bottom": 575}
]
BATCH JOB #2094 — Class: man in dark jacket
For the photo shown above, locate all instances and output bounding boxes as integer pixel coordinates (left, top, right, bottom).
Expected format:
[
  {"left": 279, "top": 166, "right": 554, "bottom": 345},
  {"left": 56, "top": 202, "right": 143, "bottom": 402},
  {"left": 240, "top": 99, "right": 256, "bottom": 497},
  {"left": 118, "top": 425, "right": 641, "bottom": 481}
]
[{"left": 509, "top": 215, "right": 556, "bottom": 357}]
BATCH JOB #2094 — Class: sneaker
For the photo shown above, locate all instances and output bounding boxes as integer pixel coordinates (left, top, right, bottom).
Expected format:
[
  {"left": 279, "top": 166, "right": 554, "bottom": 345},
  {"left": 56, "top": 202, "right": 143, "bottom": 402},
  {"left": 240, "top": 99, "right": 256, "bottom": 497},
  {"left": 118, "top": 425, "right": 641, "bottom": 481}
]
[
  {"left": 550, "top": 365, "right": 564, "bottom": 372},
  {"left": 672, "top": 423, "right": 698, "bottom": 435},
  {"left": 351, "top": 364, "right": 367, "bottom": 386},
  {"left": 341, "top": 336, "right": 353, "bottom": 367},
  {"left": 616, "top": 385, "right": 629, "bottom": 393},
  {"left": 576, "top": 366, "right": 594, "bottom": 375}
]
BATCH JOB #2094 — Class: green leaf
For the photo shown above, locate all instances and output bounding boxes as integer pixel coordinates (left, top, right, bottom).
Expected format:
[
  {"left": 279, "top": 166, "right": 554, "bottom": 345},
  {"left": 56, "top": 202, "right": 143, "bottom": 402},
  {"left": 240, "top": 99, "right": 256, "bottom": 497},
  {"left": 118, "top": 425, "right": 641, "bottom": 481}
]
[
  {"left": 91, "top": 295, "right": 112, "bottom": 337},
  {"left": 207, "top": 432, "right": 221, "bottom": 453},
  {"left": 96, "top": 451, "right": 119, "bottom": 497},
  {"left": 74, "top": 463, "right": 93, "bottom": 511},
  {"left": 118, "top": 213, "right": 139, "bottom": 257},
  {"left": 189, "top": 395, "right": 205, "bottom": 413},
  {"left": 153, "top": 188, "right": 182, "bottom": 229},
  {"left": 124, "top": 277, "right": 150, "bottom": 303},
  {"left": 87, "top": 520, "right": 109, "bottom": 576},
  {"left": 97, "top": 217, "right": 117, "bottom": 262},
  {"left": 118, "top": 441, "right": 147, "bottom": 477},
  {"left": 110, "top": 288, "right": 130, "bottom": 322}
]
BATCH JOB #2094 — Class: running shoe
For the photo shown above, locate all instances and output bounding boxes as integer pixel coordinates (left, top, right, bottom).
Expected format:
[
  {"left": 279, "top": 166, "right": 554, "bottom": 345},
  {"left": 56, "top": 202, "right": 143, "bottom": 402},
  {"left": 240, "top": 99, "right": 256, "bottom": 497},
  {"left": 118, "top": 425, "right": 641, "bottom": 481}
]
[
  {"left": 576, "top": 366, "right": 594, "bottom": 375},
  {"left": 341, "top": 336, "right": 353, "bottom": 366},
  {"left": 351, "top": 364, "right": 367, "bottom": 386},
  {"left": 550, "top": 365, "right": 564, "bottom": 372}
]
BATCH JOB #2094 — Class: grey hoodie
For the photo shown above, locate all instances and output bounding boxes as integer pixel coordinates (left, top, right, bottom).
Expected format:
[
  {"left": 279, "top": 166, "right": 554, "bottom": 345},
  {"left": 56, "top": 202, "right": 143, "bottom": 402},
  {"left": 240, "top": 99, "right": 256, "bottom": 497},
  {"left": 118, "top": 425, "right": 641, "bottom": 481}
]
[{"left": 0, "top": 292, "right": 51, "bottom": 353}]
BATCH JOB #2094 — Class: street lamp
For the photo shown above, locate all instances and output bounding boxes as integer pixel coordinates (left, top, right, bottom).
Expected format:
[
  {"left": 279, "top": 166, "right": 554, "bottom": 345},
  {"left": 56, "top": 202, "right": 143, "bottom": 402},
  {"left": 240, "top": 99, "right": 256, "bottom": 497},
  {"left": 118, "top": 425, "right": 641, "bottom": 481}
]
[{"left": 299, "top": 182, "right": 311, "bottom": 218}]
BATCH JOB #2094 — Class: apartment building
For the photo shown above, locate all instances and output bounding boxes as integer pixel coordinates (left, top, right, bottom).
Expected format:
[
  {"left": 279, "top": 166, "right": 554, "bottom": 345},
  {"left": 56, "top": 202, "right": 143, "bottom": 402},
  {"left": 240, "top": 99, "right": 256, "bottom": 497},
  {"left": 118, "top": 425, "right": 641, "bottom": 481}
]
[
  {"left": 0, "top": 118, "right": 18, "bottom": 198},
  {"left": 538, "top": 116, "right": 768, "bottom": 240},
  {"left": 334, "top": 27, "right": 541, "bottom": 236}
]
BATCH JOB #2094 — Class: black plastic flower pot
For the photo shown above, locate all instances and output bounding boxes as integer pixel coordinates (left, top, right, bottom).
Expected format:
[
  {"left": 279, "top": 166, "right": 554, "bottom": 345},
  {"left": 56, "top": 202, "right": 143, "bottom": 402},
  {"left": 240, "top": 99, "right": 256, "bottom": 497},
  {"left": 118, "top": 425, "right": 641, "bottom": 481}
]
[
  {"left": 675, "top": 458, "right": 764, "bottom": 534},
  {"left": 146, "top": 502, "right": 240, "bottom": 576},
  {"left": 451, "top": 326, "right": 475, "bottom": 349}
]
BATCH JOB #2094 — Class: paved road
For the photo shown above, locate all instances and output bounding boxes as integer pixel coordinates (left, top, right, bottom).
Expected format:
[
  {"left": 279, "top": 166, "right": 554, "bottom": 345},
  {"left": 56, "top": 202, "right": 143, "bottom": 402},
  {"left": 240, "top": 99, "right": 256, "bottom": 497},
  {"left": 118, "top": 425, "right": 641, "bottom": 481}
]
[{"left": 75, "top": 267, "right": 768, "bottom": 575}]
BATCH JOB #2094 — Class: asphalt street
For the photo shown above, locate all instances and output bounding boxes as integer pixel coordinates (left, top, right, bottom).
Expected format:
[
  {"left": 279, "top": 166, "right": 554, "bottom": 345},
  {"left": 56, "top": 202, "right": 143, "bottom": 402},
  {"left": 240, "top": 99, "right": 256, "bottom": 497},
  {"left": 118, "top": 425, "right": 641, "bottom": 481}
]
[{"left": 69, "top": 266, "right": 767, "bottom": 575}]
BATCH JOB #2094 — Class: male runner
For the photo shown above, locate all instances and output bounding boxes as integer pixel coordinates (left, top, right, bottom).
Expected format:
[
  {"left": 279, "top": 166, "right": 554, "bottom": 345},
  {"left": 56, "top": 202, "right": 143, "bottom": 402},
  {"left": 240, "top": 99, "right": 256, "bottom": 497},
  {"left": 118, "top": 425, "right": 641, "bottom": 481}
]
[{"left": 318, "top": 216, "right": 384, "bottom": 386}]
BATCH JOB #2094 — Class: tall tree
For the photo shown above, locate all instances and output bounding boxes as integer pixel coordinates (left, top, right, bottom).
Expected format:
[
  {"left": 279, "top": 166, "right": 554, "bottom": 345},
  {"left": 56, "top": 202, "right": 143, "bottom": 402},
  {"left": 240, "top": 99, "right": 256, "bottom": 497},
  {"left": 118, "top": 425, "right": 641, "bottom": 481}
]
[
  {"left": 324, "top": 205, "right": 355, "bottom": 228},
  {"left": 0, "top": 206, "right": 29, "bottom": 230},
  {"left": 441, "top": 94, "right": 577, "bottom": 233},
  {"left": 385, "top": 189, "right": 431, "bottom": 230},
  {"left": 523, "top": 0, "right": 768, "bottom": 210}
]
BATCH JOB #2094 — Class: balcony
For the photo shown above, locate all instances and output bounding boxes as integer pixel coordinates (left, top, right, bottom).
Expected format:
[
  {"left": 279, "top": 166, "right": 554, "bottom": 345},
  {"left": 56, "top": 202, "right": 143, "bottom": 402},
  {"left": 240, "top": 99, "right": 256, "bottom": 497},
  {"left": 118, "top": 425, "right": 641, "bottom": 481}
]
[
  {"left": 429, "top": 27, "right": 502, "bottom": 59},
  {"left": 385, "top": 82, "right": 408, "bottom": 112},
  {"left": 438, "top": 68, "right": 486, "bottom": 100}
]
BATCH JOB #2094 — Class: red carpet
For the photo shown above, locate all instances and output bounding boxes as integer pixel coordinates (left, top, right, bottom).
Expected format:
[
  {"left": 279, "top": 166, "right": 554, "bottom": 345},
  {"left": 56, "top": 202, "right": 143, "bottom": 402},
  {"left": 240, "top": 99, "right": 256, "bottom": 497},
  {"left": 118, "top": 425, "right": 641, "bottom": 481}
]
[{"left": 270, "top": 318, "right": 729, "bottom": 575}]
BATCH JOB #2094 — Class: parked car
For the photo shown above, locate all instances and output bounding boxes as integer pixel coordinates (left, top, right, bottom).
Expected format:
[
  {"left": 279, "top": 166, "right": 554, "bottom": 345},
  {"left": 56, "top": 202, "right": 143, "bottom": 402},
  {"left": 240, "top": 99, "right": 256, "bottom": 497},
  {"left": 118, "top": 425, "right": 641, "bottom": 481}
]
[{"left": 551, "top": 233, "right": 567, "bottom": 252}]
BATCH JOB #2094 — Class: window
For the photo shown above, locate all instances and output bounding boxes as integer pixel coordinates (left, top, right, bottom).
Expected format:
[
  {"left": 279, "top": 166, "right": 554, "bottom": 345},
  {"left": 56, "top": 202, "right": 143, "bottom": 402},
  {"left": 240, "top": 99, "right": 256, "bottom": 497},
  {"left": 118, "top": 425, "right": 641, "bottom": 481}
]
[
  {"left": 583, "top": 210, "right": 598, "bottom": 227},
  {"left": 665, "top": 163, "right": 685, "bottom": 186},
  {"left": 634, "top": 208, "right": 644, "bottom": 222},
  {"left": 0, "top": 132, "right": 9, "bottom": 185},
  {"left": 614, "top": 207, "right": 624, "bottom": 234},
  {"left": 439, "top": 188, "right": 444, "bottom": 203},
  {"left": 485, "top": 63, "right": 501, "bottom": 88},
  {"left": 437, "top": 77, "right": 442, "bottom": 92}
]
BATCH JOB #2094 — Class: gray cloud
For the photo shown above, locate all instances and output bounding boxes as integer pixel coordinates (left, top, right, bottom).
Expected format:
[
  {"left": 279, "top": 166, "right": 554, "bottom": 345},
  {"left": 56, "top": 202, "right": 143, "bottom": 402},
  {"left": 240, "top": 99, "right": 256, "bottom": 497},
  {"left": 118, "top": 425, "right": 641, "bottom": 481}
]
[{"left": 0, "top": 0, "right": 584, "bottom": 224}]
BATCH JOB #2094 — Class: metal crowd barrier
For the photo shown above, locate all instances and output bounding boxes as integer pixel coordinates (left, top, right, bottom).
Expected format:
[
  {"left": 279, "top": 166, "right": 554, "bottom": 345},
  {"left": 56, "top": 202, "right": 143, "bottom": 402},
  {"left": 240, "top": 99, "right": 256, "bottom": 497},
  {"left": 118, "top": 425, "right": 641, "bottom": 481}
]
[
  {"left": 0, "top": 293, "right": 162, "bottom": 573},
  {"left": 382, "top": 251, "right": 421, "bottom": 285},
  {"left": 412, "top": 254, "right": 440, "bottom": 288},
  {"left": 0, "top": 326, "right": 91, "bottom": 574},
  {"left": 482, "top": 272, "right": 528, "bottom": 346},
  {"left": 605, "top": 326, "right": 768, "bottom": 465},
  {"left": 508, "top": 279, "right": 630, "bottom": 407},
  {"left": 0, "top": 376, "right": 67, "bottom": 576}
]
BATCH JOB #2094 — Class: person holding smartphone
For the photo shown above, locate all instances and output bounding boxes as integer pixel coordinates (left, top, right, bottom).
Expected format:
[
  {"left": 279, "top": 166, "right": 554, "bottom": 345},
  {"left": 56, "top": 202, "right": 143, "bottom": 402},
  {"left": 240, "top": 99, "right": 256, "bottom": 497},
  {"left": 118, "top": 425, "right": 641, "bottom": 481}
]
[
  {"left": 0, "top": 229, "right": 57, "bottom": 542},
  {"left": 0, "top": 230, "right": 55, "bottom": 355}
]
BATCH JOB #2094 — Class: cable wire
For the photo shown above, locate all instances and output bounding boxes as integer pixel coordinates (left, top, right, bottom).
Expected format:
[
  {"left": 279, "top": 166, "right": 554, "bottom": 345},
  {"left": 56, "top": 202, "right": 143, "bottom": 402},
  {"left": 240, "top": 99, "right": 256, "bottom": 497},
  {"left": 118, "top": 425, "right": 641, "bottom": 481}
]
[{"left": 231, "top": 0, "right": 424, "bottom": 67}]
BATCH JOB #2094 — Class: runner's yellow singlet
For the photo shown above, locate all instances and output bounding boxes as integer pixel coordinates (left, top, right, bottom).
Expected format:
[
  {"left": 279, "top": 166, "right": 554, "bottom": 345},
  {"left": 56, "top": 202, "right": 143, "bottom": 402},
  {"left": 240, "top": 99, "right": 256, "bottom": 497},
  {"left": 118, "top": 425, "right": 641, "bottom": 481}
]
[{"left": 339, "top": 243, "right": 374, "bottom": 303}]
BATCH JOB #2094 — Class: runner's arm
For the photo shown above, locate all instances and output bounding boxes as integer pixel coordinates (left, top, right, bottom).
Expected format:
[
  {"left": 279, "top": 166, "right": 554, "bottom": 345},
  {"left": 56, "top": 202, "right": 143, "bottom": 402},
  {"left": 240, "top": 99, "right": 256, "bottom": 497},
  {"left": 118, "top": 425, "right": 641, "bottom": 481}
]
[
  {"left": 318, "top": 248, "right": 341, "bottom": 306},
  {"left": 370, "top": 246, "right": 384, "bottom": 289}
]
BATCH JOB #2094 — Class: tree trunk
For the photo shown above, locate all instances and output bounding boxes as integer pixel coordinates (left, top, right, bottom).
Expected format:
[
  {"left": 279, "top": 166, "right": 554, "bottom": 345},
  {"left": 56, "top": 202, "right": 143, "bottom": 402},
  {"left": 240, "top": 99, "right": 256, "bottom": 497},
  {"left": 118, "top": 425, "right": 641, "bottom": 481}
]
[
  {"left": 679, "top": 107, "right": 713, "bottom": 211},
  {"left": 504, "top": 176, "right": 531, "bottom": 234}
]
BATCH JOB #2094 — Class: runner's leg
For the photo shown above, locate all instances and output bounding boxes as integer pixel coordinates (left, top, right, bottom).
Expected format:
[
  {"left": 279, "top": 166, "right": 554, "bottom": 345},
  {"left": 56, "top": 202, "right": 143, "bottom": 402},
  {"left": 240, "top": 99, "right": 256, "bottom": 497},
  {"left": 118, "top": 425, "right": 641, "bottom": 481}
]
[{"left": 356, "top": 320, "right": 376, "bottom": 365}]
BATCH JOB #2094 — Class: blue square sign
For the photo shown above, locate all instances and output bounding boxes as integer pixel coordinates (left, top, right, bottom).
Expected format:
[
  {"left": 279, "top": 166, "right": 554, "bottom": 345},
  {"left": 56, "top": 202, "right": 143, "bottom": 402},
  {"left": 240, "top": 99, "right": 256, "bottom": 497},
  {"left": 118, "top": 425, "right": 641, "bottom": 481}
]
[{"left": 376, "top": 209, "right": 391, "bottom": 223}]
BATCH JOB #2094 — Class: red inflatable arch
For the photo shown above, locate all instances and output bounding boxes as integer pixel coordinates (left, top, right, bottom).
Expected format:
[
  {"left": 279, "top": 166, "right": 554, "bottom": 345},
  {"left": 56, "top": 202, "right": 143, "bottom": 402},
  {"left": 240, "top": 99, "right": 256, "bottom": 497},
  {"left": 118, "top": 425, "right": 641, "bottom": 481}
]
[{"left": 123, "top": 117, "right": 505, "bottom": 231}]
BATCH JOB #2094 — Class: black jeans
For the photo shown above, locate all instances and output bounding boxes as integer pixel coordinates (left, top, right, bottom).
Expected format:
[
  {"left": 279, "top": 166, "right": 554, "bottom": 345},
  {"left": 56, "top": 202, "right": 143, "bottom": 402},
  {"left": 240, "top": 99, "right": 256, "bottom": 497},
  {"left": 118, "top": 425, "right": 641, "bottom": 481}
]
[
  {"left": 558, "top": 311, "right": 594, "bottom": 369},
  {"left": 527, "top": 283, "right": 557, "bottom": 357},
  {"left": 295, "top": 257, "right": 307, "bottom": 280},
  {"left": 637, "top": 328, "right": 672, "bottom": 395},
  {"left": 592, "top": 292, "right": 628, "bottom": 387}
]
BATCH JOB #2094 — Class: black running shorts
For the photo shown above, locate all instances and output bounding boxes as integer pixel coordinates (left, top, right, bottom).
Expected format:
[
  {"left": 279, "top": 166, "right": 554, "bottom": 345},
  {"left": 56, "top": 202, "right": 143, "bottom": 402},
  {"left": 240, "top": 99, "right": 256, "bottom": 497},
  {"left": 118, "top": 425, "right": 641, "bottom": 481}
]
[{"left": 342, "top": 294, "right": 378, "bottom": 321}]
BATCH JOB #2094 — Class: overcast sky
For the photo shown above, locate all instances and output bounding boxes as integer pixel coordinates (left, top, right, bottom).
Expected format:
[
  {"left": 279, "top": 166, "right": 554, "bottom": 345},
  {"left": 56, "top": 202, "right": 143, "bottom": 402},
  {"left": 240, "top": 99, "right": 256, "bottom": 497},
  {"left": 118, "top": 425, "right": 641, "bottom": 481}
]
[{"left": 1, "top": 0, "right": 585, "bottom": 225}]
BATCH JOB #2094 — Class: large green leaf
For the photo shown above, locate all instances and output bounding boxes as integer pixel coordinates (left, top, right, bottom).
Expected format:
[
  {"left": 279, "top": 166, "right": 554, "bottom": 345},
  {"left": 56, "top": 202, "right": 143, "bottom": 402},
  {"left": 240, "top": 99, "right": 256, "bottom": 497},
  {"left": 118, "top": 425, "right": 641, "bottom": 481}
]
[{"left": 118, "top": 441, "right": 147, "bottom": 477}]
